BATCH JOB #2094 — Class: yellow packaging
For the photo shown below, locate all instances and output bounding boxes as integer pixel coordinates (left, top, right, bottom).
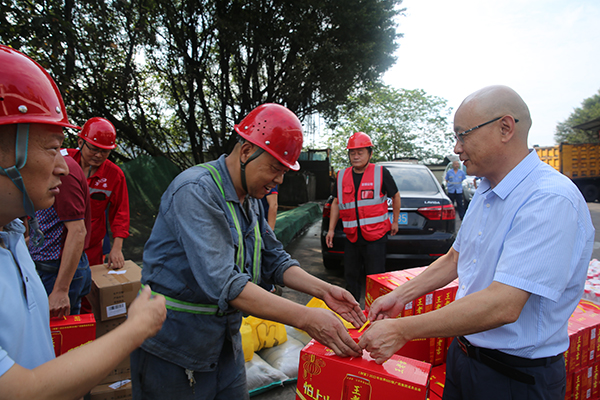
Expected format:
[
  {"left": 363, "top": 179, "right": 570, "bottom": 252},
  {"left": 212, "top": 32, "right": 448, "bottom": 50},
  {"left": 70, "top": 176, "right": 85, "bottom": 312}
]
[
  {"left": 244, "top": 316, "right": 287, "bottom": 351},
  {"left": 305, "top": 297, "right": 354, "bottom": 330},
  {"left": 240, "top": 320, "right": 254, "bottom": 362}
]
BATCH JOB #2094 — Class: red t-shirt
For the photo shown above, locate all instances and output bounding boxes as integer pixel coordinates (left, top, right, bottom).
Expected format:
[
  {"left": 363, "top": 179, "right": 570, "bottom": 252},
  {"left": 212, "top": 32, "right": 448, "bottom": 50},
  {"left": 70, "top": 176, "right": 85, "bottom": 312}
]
[{"left": 29, "top": 154, "right": 91, "bottom": 260}]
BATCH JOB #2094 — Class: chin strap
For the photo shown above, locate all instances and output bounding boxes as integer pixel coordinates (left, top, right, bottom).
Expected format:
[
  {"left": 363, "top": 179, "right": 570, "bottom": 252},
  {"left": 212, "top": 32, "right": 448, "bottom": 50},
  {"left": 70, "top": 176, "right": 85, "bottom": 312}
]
[
  {"left": 0, "top": 124, "right": 44, "bottom": 246},
  {"left": 239, "top": 147, "right": 264, "bottom": 193}
]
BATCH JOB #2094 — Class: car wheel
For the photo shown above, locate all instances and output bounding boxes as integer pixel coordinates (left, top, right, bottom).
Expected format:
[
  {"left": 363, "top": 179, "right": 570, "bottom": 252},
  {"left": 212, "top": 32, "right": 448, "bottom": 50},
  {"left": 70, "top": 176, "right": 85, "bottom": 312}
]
[{"left": 323, "top": 256, "right": 342, "bottom": 270}]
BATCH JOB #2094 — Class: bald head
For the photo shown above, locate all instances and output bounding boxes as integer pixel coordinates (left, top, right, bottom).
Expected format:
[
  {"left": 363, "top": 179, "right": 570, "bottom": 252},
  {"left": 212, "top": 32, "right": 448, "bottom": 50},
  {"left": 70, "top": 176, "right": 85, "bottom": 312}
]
[{"left": 458, "top": 85, "right": 531, "bottom": 143}]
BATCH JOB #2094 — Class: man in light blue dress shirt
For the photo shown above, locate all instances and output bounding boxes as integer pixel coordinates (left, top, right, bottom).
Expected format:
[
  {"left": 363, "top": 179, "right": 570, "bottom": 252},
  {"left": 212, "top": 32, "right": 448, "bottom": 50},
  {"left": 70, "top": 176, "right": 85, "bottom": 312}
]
[{"left": 358, "top": 85, "right": 594, "bottom": 400}]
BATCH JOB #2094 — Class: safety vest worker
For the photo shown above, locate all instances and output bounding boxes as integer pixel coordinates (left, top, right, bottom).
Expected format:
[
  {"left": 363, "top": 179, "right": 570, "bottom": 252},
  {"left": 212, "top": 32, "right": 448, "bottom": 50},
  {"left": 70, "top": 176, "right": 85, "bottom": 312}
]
[{"left": 337, "top": 162, "right": 390, "bottom": 242}]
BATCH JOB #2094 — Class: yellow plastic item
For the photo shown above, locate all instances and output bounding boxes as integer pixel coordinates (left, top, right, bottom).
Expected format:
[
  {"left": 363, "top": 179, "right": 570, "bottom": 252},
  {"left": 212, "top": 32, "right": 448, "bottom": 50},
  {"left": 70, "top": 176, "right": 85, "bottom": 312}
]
[
  {"left": 305, "top": 297, "right": 355, "bottom": 330},
  {"left": 244, "top": 316, "right": 287, "bottom": 352},
  {"left": 239, "top": 320, "right": 254, "bottom": 362}
]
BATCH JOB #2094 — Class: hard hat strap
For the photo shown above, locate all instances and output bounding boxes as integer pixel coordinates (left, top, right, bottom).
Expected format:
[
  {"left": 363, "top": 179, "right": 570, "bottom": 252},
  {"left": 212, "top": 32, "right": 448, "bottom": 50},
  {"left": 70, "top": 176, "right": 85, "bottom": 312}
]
[
  {"left": 239, "top": 147, "right": 265, "bottom": 193},
  {"left": 0, "top": 124, "right": 45, "bottom": 246}
]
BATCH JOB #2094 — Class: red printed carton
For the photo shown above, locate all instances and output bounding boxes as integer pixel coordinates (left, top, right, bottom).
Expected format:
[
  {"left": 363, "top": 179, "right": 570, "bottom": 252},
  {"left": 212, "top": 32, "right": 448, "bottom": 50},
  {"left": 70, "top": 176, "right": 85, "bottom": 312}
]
[
  {"left": 50, "top": 314, "right": 96, "bottom": 357},
  {"left": 296, "top": 339, "right": 431, "bottom": 400},
  {"left": 365, "top": 268, "right": 458, "bottom": 366}
]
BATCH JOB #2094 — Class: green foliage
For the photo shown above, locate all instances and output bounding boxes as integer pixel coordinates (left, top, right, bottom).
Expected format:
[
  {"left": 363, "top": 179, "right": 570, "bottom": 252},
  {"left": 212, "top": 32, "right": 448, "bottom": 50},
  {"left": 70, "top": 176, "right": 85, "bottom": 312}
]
[
  {"left": 1, "top": 0, "right": 403, "bottom": 169},
  {"left": 325, "top": 84, "right": 453, "bottom": 171},
  {"left": 554, "top": 89, "right": 600, "bottom": 144}
]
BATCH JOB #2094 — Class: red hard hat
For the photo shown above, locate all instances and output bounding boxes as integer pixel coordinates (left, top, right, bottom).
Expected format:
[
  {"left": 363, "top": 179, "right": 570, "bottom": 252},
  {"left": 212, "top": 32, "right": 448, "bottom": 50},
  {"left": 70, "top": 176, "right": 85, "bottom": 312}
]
[
  {"left": 78, "top": 117, "right": 117, "bottom": 149},
  {"left": 234, "top": 104, "right": 303, "bottom": 171},
  {"left": 346, "top": 132, "right": 373, "bottom": 149},
  {"left": 0, "top": 45, "right": 80, "bottom": 129}
]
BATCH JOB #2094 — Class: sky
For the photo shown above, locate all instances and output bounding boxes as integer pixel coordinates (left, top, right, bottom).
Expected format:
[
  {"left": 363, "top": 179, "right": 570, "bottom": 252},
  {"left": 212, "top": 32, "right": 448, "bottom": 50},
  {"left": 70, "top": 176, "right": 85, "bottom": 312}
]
[{"left": 382, "top": 0, "right": 600, "bottom": 148}]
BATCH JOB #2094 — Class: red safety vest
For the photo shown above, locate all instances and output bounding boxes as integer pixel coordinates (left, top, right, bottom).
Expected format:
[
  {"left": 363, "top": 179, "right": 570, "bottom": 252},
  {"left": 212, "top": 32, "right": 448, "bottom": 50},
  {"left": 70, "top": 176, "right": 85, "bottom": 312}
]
[{"left": 337, "top": 163, "right": 390, "bottom": 243}]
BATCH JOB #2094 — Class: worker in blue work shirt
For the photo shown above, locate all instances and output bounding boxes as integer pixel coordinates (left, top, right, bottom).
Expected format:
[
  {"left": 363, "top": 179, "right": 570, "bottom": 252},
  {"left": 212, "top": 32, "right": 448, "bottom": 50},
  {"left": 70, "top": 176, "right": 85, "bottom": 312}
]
[{"left": 132, "top": 103, "right": 366, "bottom": 400}]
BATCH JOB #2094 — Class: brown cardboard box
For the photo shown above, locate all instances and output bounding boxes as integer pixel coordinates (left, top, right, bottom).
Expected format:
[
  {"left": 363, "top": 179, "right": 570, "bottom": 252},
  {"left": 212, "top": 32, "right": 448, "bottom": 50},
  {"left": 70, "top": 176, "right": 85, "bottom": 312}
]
[
  {"left": 87, "top": 261, "right": 141, "bottom": 322},
  {"left": 93, "top": 313, "right": 130, "bottom": 384},
  {"left": 99, "top": 356, "right": 131, "bottom": 385},
  {"left": 89, "top": 380, "right": 132, "bottom": 400},
  {"left": 95, "top": 316, "right": 128, "bottom": 338}
]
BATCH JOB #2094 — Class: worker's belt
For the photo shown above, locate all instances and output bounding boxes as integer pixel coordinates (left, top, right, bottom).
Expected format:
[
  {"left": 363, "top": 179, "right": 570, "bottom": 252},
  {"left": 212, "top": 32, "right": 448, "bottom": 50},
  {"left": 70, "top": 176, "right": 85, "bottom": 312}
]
[
  {"left": 456, "top": 336, "right": 563, "bottom": 385},
  {"left": 141, "top": 284, "right": 238, "bottom": 316}
]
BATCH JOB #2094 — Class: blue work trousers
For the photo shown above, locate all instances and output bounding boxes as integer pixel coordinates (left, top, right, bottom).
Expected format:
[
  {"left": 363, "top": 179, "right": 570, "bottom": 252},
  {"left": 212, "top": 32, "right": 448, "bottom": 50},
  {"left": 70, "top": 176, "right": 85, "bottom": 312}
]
[
  {"left": 35, "top": 253, "right": 91, "bottom": 315},
  {"left": 131, "top": 340, "right": 249, "bottom": 400}
]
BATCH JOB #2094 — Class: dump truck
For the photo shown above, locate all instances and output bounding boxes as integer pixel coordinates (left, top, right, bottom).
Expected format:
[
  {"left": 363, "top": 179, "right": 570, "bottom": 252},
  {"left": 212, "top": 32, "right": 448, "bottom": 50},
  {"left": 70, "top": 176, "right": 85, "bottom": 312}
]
[{"left": 535, "top": 143, "right": 600, "bottom": 202}]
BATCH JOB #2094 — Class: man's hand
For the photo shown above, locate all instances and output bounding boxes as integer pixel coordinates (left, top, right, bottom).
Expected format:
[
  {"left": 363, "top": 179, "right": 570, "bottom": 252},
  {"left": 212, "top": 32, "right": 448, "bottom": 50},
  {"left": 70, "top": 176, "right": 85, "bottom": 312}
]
[
  {"left": 322, "top": 285, "right": 366, "bottom": 328},
  {"left": 390, "top": 223, "right": 399, "bottom": 236},
  {"left": 325, "top": 230, "right": 335, "bottom": 248},
  {"left": 48, "top": 289, "right": 71, "bottom": 318},
  {"left": 358, "top": 318, "right": 406, "bottom": 364},
  {"left": 106, "top": 248, "right": 125, "bottom": 270},
  {"left": 367, "top": 291, "right": 404, "bottom": 322},
  {"left": 124, "top": 286, "right": 166, "bottom": 346},
  {"left": 302, "top": 308, "right": 362, "bottom": 358}
]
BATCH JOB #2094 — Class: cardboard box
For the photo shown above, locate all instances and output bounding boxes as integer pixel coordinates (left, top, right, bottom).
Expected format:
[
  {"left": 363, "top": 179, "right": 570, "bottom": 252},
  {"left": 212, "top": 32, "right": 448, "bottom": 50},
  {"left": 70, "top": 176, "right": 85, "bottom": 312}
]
[
  {"left": 89, "top": 379, "right": 132, "bottom": 400},
  {"left": 364, "top": 269, "right": 458, "bottom": 366},
  {"left": 50, "top": 314, "right": 96, "bottom": 357},
  {"left": 95, "top": 316, "right": 128, "bottom": 338},
  {"left": 87, "top": 261, "right": 141, "bottom": 322},
  {"left": 296, "top": 338, "right": 431, "bottom": 400},
  {"left": 99, "top": 356, "right": 131, "bottom": 385},
  {"left": 428, "top": 364, "right": 446, "bottom": 400}
]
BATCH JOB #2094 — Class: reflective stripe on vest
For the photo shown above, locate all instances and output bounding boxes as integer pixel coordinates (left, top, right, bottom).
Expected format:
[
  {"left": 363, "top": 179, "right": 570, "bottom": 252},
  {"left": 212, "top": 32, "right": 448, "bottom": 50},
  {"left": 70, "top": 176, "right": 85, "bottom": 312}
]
[
  {"left": 140, "top": 163, "right": 263, "bottom": 315},
  {"left": 198, "top": 163, "right": 262, "bottom": 284},
  {"left": 142, "top": 284, "right": 220, "bottom": 315},
  {"left": 337, "top": 164, "right": 390, "bottom": 242}
]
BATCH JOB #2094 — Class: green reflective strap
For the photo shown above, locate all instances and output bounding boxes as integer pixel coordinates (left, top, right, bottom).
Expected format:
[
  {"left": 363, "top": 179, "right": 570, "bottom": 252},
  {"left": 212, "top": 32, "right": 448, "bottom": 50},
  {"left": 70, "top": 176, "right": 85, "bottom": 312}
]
[
  {"left": 227, "top": 201, "right": 245, "bottom": 271},
  {"left": 252, "top": 223, "right": 261, "bottom": 283},
  {"left": 141, "top": 285, "right": 219, "bottom": 315},
  {"left": 199, "top": 164, "right": 245, "bottom": 270},
  {"left": 197, "top": 163, "right": 261, "bottom": 283}
]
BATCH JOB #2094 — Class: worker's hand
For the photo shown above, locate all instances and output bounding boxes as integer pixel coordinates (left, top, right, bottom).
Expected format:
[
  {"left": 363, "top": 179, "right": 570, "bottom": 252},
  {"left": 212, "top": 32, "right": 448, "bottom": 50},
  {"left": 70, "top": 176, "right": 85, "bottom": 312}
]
[
  {"left": 325, "top": 230, "right": 335, "bottom": 248},
  {"left": 323, "top": 285, "right": 366, "bottom": 328},
  {"left": 125, "top": 285, "right": 166, "bottom": 345},
  {"left": 106, "top": 248, "right": 125, "bottom": 270},
  {"left": 302, "top": 307, "right": 362, "bottom": 358},
  {"left": 358, "top": 318, "right": 407, "bottom": 364},
  {"left": 48, "top": 289, "right": 71, "bottom": 318},
  {"left": 367, "top": 291, "right": 404, "bottom": 322},
  {"left": 390, "top": 223, "right": 399, "bottom": 236}
]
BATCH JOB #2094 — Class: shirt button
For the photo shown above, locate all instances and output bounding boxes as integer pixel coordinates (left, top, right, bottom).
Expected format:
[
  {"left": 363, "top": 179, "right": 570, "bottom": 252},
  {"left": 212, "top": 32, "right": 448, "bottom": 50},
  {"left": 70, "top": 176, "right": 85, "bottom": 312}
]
[
  {"left": 473, "top": 259, "right": 477, "bottom": 263},
  {"left": 478, "top": 231, "right": 482, "bottom": 236},
  {"left": 486, "top": 204, "right": 490, "bottom": 208},
  {"left": 462, "top": 285, "right": 466, "bottom": 290}
]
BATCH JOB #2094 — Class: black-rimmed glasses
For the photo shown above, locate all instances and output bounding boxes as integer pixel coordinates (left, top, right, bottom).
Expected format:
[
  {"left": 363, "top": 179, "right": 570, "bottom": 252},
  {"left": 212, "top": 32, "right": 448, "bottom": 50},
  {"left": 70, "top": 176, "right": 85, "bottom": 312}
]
[
  {"left": 454, "top": 116, "right": 519, "bottom": 144},
  {"left": 84, "top": 141, "right": 111, "bottom": 156}
]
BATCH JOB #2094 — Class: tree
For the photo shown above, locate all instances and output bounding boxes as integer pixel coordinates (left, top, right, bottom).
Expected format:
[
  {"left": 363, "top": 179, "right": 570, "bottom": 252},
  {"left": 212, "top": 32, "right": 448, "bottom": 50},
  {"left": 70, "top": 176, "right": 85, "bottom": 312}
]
[
  {"left": 325, "top": 84, "right": 453, "bottom": 171},
  {"left": 1, "top": 0, "right": 403, "bottom": 168},
  {"left": 555, "top": 89, "right": 600, "bottom": 144}
]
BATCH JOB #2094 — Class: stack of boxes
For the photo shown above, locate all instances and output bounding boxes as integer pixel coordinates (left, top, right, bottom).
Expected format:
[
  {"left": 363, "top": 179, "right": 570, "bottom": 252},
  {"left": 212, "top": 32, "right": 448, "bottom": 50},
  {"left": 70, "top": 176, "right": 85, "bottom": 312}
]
[
  {"left": 365, "top": 268, "right": 459, "bottom": 366},
  {"left": 566, "top": 300, "right": 600, "bottom": 400},
  {"left": 351, "top": 266, "right": 600, "bottom": 400},
  {"left": 296, "top": 266, "right": 458, "bottom": 400},
  {"left": 86, "top": 260, "right": 142, "bottom": 400}
]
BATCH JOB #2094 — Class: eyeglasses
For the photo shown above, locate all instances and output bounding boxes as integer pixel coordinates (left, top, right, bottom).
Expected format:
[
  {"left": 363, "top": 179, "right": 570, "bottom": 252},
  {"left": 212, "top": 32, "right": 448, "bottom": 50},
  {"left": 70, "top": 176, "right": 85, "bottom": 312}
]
[
  {"left": 453, "top": 116, "right": 519, "bottom": 144},
  {"left": 84, "top": 141, "right": 111, "bottom": 156}
]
